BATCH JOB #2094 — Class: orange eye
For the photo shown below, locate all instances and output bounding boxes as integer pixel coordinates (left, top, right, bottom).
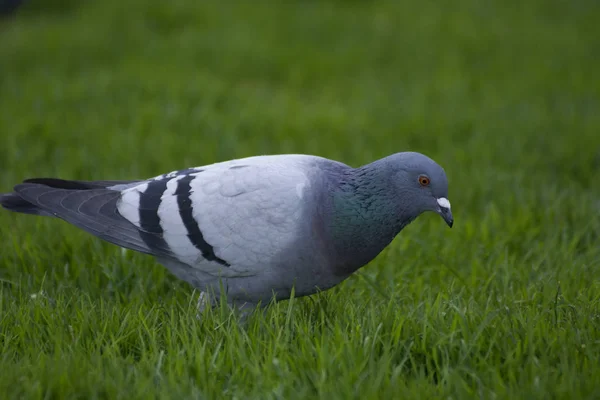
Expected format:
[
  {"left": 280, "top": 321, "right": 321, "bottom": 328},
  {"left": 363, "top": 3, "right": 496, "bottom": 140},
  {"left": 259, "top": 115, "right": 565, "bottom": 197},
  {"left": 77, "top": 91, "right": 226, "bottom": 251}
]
[{"left": 418, "top": 175, "right": 430, "bottom": 186}]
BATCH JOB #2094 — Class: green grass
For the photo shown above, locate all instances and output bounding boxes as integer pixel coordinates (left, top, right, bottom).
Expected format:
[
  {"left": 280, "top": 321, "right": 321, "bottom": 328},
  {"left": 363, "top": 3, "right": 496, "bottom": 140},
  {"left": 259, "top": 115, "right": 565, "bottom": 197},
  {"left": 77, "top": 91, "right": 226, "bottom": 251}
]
[{"left": 1, "top": 0, "right": 599, "bottom": 398}]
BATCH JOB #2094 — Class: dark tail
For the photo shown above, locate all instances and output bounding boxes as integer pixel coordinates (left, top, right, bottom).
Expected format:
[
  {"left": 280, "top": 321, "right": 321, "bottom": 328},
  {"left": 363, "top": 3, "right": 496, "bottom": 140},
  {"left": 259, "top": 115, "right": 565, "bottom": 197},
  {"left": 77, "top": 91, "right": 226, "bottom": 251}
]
[
  {"left": 0, "top": 177, "right": 161, "bottom": 255},
  {"left": 0, "top": 192, "right": 56, "bottom": 216},
  {"left": 1, "top": 178, "right": 139, "bottom": 217}
]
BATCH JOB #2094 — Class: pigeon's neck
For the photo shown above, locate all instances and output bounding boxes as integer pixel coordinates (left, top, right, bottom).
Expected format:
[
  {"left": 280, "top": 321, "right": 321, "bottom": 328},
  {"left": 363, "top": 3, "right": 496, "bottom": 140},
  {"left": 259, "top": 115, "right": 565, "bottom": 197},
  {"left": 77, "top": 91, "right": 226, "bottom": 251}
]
[{"left": 328, "top": 160, "right": 412, "bottom": 276}]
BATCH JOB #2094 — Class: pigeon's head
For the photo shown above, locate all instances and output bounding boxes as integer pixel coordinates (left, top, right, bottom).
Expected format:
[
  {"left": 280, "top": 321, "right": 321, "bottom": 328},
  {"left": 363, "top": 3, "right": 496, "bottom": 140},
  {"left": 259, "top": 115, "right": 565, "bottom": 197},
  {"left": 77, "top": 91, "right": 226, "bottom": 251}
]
[{"left": 389, "top": 152, "right": 453, "bottom": 228}]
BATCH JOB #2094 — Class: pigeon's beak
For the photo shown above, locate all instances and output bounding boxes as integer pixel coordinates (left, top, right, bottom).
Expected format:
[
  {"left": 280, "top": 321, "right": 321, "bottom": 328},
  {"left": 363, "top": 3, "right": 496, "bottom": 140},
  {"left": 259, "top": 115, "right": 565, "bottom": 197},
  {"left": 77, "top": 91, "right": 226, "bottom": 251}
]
[{"left": 436, "top": 197, "right": 453, "bottom": 228}]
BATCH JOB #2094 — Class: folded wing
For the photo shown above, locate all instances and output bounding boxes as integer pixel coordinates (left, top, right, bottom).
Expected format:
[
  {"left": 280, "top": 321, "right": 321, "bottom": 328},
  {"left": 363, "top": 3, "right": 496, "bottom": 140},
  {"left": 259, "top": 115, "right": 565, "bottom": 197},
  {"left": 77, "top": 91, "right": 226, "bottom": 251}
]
[{"left": 117, "top": 156, "right": 314, "bottom": 277}]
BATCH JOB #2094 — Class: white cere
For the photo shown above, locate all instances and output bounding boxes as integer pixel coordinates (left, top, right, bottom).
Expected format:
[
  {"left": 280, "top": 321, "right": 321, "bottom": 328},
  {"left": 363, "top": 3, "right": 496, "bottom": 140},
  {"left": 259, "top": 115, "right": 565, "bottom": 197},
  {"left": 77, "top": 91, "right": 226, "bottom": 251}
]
[{"left": 437, "top": 197, "right": 451, "bottom": 209}]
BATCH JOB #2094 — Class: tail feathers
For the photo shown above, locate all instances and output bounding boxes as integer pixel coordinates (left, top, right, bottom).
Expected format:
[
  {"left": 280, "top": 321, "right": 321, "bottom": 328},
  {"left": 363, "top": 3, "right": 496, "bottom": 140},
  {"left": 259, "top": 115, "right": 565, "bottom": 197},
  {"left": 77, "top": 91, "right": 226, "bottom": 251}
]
[
  {"left": 1, "top": 178, "right": 140, "bottom": 217},
  {"left": 22, "top": 178, "right": 140, "bottom": 190},
  {"left": 1, "top": 179, "right": 167, "bottom": 257},
  {"left": 0, "top": 192, "right": 55, "bottom": 216}
]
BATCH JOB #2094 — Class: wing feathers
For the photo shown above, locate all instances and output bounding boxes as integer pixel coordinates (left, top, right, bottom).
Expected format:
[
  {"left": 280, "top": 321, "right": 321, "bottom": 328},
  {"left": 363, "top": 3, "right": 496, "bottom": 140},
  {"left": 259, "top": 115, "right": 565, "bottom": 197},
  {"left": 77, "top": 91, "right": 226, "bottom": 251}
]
[
  {"left": 0, "top": 192, "right": 55, "bottom": 216},
  {"left": 116, "top": 172, "right": 232, "bottom": 269},
  {"left": 136, "top": 180, "right": 173, "bottom": 254},
  {"left": 13, "top": 183, "right": 156, "bottom": 255},
  {"left": 176, "top": 174, "right": 230, "bottom": 267}
]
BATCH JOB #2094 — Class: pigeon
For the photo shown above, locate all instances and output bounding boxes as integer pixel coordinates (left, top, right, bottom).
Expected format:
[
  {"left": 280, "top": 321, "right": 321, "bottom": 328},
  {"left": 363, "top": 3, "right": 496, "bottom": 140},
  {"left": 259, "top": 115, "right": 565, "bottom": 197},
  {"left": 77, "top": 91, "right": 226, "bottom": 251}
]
[{"left": 1, "top": 152, "right": 453, "bottom": 316}]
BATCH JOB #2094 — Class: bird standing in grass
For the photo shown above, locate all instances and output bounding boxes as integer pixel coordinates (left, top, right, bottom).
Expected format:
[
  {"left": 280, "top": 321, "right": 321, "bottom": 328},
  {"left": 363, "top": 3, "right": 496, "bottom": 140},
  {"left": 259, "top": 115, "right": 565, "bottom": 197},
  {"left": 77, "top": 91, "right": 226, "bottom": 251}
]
[{"left": 1, "top": 152, "right": 453, "bottom": 318}]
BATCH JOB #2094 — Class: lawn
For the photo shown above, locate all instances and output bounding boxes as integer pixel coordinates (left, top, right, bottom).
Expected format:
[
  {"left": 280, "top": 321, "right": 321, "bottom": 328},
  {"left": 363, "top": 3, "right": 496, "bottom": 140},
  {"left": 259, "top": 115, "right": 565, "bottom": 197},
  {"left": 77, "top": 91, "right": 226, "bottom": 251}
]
[{"left": 1, "top": 0, "right": 599, "bottom": 398}]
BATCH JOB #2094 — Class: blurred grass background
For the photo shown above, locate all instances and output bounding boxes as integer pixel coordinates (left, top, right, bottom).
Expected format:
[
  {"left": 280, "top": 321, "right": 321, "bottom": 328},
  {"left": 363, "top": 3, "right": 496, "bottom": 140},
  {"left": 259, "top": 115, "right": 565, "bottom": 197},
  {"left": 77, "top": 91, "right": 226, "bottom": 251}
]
[{"left": 0, "top": 0, "right": 599, "bottom": 399}]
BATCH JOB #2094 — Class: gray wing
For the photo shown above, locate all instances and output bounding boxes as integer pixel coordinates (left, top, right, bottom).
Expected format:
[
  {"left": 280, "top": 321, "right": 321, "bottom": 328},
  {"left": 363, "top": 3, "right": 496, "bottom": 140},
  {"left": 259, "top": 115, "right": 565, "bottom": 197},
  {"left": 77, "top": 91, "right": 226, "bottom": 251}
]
[{"left": 116, "top": 155, "right": 316, "bottom": 278}]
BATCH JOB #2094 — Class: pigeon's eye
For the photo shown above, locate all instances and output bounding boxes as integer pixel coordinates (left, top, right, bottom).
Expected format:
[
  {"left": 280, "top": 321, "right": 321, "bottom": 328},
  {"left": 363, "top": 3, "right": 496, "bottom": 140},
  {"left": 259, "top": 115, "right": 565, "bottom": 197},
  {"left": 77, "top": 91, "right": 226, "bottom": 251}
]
[{"left": 418, "top": 175, "right": 430, "bottom": 187}]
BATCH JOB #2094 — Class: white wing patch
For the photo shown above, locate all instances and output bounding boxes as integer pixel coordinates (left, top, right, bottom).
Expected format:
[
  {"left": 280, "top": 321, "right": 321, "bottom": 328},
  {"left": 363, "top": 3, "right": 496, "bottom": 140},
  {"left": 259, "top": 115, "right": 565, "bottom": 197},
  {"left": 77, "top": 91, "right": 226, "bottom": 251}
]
[
  {"left": 157, "top": 174, "right": 202, "bottom": 266},
  {"left": 118, "top": 182, "right": 147, "bottom": 227}
]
